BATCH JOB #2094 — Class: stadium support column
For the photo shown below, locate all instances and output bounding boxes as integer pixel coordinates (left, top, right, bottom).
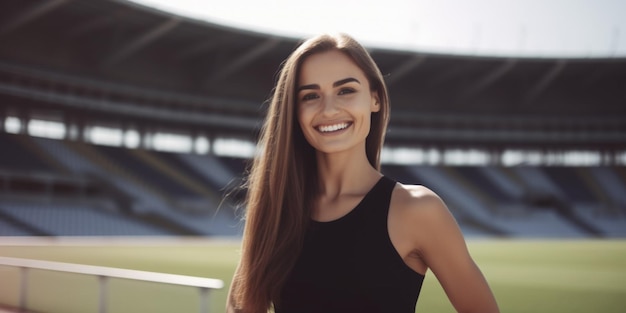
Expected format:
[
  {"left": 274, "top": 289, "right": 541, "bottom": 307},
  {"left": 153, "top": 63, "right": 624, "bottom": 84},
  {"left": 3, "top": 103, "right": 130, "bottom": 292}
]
[
  {"left": 141, "top": 126, "right": 152, "bottom": 150},
  {"left": 66, "top": 114, "right": 85, "bottom": 142},
  {"left": 490, "top": 148, "right": 502, "bottom": 166},
  {"left": 16, "top": 110, "right": 27, "bottom": 135},
  {"left": 208, "top": 133, "right": 216, "bottom": 156}
]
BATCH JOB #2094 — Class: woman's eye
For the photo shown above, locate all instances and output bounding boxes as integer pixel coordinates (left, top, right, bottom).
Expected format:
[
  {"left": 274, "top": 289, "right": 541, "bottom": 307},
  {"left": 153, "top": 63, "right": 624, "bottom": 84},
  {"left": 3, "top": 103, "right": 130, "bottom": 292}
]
[
  {"left": 301, "top": 93, "right": 319, "bottom": 101},
  {"left": 338, "top": 88, "right": 355, "bottom": 95}
]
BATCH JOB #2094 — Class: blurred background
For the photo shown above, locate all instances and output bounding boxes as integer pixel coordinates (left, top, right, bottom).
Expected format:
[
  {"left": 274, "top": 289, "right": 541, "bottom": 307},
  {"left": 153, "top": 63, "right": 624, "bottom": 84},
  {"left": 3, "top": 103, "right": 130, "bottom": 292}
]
[{"left": 0, "top": 0, "right": 625, "bottom": 312}]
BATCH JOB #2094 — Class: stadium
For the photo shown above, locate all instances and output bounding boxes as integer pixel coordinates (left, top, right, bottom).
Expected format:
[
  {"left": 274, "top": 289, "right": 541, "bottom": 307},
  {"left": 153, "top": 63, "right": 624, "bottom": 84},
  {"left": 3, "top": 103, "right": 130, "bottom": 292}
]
[{"left": 0, "top": 0, "right": 625, "bottom": 312}]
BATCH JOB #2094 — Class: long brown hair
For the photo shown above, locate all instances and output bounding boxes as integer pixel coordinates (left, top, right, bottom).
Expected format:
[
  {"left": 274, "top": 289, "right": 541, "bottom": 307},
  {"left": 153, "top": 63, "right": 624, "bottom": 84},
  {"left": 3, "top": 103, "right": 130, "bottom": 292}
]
[{"left": 231, "top": 33, "right": 390, "bottom": 312}]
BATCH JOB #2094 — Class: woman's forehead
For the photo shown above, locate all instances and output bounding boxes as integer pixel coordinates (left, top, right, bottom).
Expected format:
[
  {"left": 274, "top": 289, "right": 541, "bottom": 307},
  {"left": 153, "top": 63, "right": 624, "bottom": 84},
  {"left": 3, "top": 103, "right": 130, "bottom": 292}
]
[{"left": 298, "top": 50, "right": 367, "bottom": 86}]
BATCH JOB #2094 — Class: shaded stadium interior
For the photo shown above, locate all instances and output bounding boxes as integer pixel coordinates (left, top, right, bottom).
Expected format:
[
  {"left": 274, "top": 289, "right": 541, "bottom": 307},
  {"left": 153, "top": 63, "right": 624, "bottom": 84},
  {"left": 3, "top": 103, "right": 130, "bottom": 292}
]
[{"left": 0, "top": 0, "right": 625, "bottom": 237}]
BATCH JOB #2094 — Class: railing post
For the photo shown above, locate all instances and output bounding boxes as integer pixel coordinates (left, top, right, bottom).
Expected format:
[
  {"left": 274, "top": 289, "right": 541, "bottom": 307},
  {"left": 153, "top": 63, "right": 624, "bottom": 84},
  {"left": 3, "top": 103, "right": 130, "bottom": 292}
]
[
  {"left": 19, "top": 267, "right": 29, "bottom": 311},
  {"left": 198, "top": 287, "right": 209, "bottom": 313},
  {"left": 98, "top": 275, "right": 108, "bottom": 313}
]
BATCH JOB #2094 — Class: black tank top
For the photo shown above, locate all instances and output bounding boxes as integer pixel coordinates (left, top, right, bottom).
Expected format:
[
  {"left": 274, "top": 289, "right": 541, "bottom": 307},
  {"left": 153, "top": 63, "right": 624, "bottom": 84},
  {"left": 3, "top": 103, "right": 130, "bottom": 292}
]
[{"left": 276, "top": 176, "right": 425, "bottom": 313}]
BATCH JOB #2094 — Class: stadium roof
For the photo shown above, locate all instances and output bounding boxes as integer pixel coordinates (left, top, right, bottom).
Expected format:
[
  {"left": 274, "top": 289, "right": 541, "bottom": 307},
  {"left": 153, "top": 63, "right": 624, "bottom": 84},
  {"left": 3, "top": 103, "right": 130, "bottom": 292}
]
[
  {"left": 131, "top": 0, "right": 626, "bottom": 59},
  {"left": 0, "top": 0, "right": 625, "bottom": 150}
]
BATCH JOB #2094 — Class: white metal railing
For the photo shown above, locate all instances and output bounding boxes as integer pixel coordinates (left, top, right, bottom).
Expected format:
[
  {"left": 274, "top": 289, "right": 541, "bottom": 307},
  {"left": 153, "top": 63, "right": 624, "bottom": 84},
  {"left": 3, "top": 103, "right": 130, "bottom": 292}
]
[{"left": 0, "top": 257, "right": 223, "bottom": 313}]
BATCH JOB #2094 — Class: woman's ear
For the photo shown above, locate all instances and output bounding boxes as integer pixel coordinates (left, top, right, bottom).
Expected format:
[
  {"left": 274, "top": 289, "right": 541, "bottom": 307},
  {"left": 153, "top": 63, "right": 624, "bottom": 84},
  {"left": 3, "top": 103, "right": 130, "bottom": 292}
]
[{"left": 371, "top": 91, "right": 381, "bottom": 112}]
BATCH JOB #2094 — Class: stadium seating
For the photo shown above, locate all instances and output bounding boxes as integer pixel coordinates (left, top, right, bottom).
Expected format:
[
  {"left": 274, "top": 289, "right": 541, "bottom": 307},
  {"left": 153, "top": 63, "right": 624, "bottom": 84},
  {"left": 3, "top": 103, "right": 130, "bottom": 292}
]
[
  {"left": 0, "top": 202, "right": 168, "bottom": 236},
  {"left": 0, "top": 133, "right": 241, "bottom": 237},
  {"left": 1, "top": 133, "right": 624, "bottom": 238}
]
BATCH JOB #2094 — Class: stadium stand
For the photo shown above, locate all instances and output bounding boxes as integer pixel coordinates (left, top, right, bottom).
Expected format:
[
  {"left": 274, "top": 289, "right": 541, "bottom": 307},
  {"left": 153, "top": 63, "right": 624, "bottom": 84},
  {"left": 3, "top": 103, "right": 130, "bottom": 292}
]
[
  {"left": 0, "top": 0, "right": 624, "bottom": 238},
  {"left": 0, "top": 201, "right": 167, "bottom": 236},
  {"left": 1, "top": 133, "right": 241, "bottom": 236},
  {"left": 1, "top": 130, "right": 625, "bottom": 237}
]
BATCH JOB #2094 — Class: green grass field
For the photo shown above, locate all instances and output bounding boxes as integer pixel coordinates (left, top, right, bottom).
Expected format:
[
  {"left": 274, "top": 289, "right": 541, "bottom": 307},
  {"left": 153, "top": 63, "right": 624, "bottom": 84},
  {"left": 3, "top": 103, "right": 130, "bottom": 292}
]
[{"left": 0, "top": 238, "right": 625, "bottom": 313}]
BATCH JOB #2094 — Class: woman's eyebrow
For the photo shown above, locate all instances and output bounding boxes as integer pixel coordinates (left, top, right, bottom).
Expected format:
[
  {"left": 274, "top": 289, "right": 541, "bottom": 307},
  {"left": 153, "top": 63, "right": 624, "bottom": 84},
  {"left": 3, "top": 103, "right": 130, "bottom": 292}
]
[
  {"left": 297, "top": 84, "right": 319, "bottom": 92},
  {"left": 333, "top": 77, "right": 360, "bottom": 87},
  {"left": 297, "top": 77, "right": 361, "bottom": 92}
]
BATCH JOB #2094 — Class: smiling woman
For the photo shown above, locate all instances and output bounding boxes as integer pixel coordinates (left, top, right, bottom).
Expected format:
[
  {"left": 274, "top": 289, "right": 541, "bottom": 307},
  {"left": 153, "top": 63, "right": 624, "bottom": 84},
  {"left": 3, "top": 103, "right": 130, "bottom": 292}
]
[{"left": 226, "top": 33, "right": 499, "bottom": 313}]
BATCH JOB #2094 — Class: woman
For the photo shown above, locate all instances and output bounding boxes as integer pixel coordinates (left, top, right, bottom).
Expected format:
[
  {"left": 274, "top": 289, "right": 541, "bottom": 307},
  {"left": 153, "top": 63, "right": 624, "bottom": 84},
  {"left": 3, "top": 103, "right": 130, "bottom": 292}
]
[{"left": 227, "top": 33, "right": 499, "bottom": 313}]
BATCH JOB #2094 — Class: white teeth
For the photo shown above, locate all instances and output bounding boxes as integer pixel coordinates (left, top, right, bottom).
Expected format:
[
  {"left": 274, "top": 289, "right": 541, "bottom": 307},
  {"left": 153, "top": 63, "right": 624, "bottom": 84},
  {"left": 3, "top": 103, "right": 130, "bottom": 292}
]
[{"left": 318, "top": 123, "right": 349, "bottom": 133}]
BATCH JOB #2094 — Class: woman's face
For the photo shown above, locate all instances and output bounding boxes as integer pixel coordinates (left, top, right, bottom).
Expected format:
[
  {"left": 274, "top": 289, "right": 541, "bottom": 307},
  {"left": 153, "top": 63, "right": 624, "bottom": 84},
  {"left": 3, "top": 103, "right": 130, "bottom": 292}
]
[{"left": 296, "top": 50, "right": 379, "bottom": 156}]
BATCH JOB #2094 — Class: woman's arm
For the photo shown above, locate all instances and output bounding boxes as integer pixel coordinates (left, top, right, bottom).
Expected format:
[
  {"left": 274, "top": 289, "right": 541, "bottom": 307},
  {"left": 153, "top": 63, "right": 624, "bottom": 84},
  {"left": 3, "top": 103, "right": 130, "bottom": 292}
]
[{"left": 404, "top": 187, "right": 500, "bottom": 313}]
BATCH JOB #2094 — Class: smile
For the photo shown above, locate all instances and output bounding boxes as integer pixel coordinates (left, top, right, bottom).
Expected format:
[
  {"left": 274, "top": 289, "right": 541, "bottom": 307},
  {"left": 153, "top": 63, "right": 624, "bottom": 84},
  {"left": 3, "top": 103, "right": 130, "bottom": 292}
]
[{"left": 316, "top": 122, "right": 352, "bottom": 133}]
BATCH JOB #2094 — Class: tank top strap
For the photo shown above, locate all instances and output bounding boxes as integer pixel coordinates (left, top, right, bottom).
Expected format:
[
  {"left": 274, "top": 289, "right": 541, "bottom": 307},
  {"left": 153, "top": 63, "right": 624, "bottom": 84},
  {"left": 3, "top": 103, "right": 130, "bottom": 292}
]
[
  {"left": 358, "top": 176, "right": 397, "bottom": 228},
  {"left": 375, "top": 176, "right": 397, "bottom": 209}
]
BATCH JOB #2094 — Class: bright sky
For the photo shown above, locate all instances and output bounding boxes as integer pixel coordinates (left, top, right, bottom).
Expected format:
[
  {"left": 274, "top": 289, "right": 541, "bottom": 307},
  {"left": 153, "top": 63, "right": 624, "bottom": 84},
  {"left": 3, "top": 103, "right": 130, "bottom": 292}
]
[{"left": 131, "top": 0, "right": 626, "bottom": 58}]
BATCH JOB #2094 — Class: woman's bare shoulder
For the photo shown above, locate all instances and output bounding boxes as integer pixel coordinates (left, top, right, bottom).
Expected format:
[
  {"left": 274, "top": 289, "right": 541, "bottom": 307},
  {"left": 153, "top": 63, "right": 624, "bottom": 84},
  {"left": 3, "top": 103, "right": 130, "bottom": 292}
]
[
  {"left": 392, "top": 183, "right": 447, "bottom": 213},
  {"left": 390, "top": 182, "right": 457, "bottom": 235}
]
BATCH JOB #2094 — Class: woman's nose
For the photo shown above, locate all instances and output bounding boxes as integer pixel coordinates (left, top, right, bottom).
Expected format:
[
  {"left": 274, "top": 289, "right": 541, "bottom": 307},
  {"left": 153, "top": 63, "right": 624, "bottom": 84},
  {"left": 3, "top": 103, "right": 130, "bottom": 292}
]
[{"left": 321, "top": 95, "right": 339, "bottom": 115}]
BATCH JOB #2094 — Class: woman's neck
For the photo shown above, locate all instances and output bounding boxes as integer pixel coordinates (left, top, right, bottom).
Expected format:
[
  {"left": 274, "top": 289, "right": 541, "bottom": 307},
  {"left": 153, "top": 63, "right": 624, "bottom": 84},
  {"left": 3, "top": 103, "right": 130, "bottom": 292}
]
[{"left": 315, "top": 149, "right": 381, "bottom": 199}]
